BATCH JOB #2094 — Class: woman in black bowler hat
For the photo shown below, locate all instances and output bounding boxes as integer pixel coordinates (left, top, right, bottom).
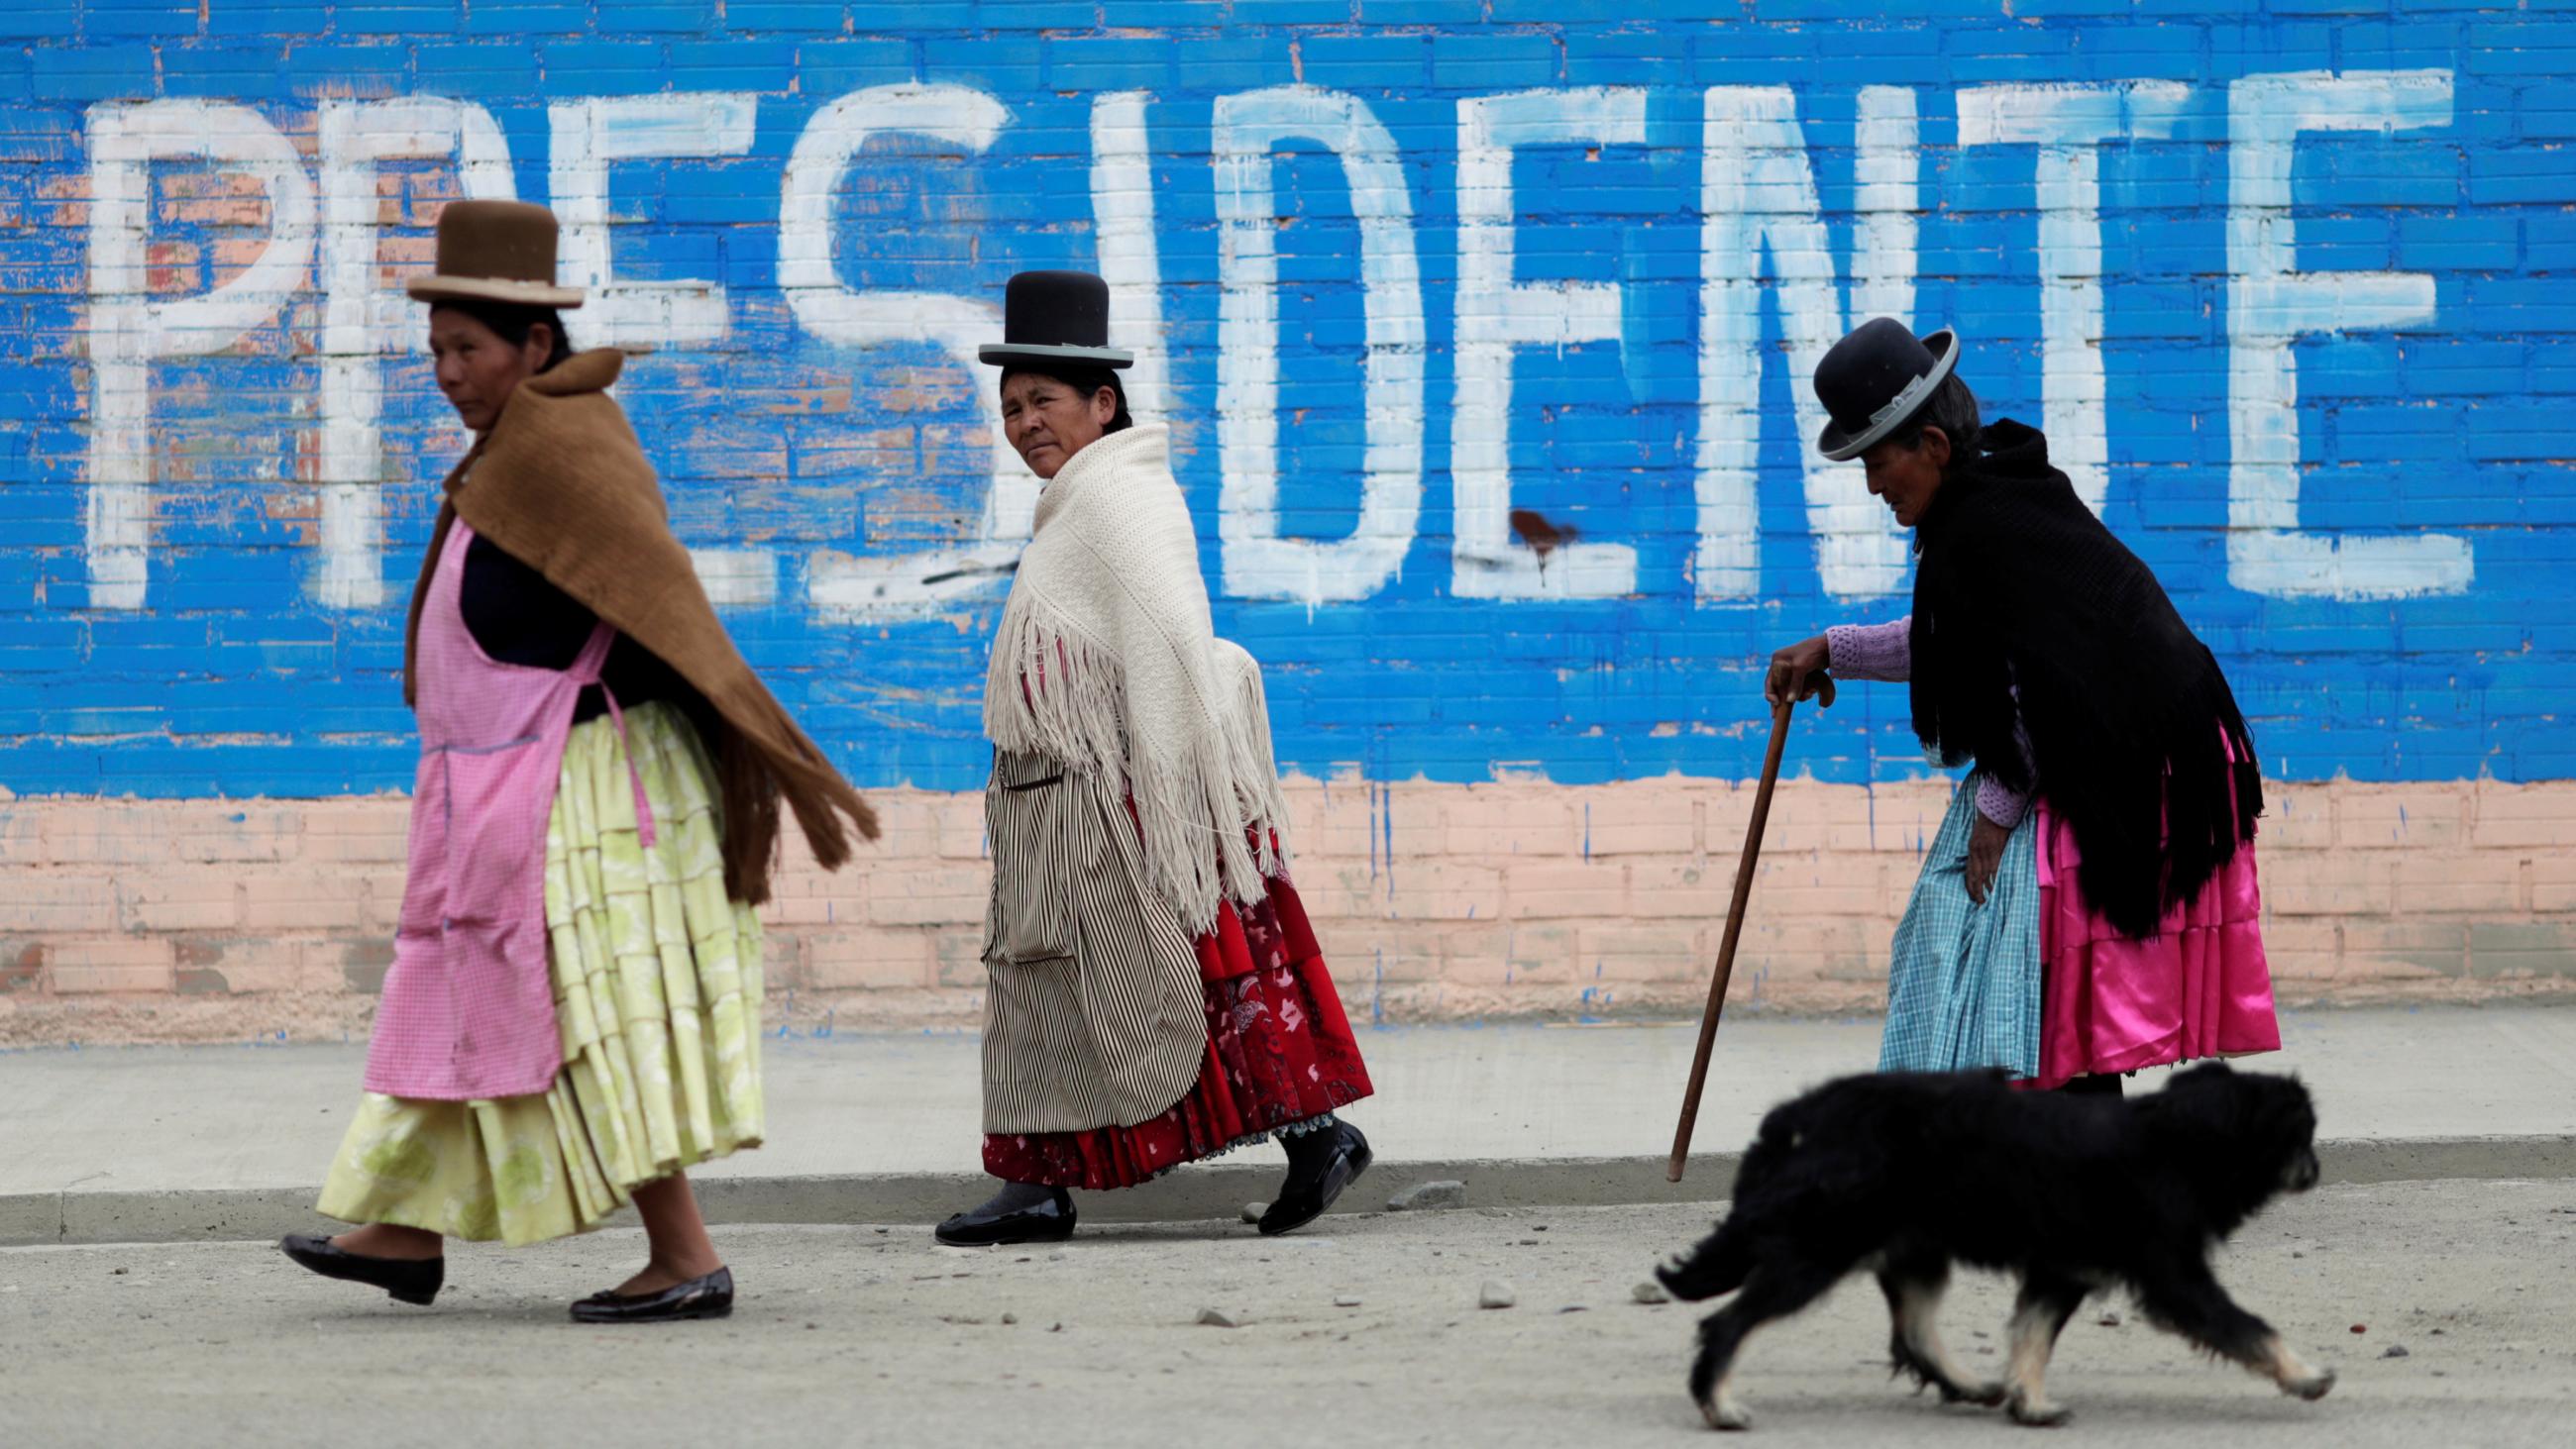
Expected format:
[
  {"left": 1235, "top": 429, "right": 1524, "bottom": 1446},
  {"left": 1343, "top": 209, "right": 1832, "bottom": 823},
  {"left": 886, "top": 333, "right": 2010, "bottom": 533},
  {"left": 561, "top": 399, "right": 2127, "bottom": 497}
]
[
  {"left": 934, "top": 271, "right": 1376, "bottom": 1246},
  {"left": 1764, "top": 317, "right": 2280, "bottom": 1095}
]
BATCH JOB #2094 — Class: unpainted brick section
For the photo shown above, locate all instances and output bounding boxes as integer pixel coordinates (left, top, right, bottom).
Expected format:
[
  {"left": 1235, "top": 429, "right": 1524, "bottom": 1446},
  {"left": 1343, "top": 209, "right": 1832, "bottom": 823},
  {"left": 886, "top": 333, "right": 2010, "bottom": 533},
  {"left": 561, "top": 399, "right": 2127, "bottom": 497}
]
[
  {"left": 46, "top": 936, "right": 176, "bottom": 995},
  {"left": 1, "top": 777, "right": 2571, "bottom": 1043}
]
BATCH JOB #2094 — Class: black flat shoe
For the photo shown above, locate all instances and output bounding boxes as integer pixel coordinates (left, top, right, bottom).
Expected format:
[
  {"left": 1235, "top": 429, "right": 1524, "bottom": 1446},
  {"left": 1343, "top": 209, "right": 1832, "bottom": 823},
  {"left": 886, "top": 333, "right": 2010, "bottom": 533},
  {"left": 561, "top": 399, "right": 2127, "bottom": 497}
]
[
  {"left": 934, "top": 1187, "right": 1076, "bottom": 1247},
  {"left": 278, "top": 1232, "right": 444, "bottom": 1306},
  {"left": 1259, "top": 1122, "right": 1372, "bottom": 1237},
  {"left": 569, "top": 1266, "right": 734, "bottom": 1324}
]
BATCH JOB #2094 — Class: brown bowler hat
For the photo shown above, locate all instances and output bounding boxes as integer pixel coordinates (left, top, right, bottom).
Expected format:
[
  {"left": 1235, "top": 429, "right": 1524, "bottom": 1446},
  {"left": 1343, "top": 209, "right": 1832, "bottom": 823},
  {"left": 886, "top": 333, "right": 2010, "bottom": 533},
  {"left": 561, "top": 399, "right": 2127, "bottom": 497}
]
[{"left": 406, "top": 199, "right": 585, "bottom": 309}]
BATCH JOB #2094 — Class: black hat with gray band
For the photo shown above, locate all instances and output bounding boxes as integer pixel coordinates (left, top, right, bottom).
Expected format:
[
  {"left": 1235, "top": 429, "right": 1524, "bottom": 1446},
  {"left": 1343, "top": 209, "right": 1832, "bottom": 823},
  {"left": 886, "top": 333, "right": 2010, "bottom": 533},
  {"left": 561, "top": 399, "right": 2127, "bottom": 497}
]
[
  {"left": 978, "top": 270, "right": 1134, "bottom": 370},
  {"left": 1812, "top": 317, "right": 1961, "bottom": 462}
]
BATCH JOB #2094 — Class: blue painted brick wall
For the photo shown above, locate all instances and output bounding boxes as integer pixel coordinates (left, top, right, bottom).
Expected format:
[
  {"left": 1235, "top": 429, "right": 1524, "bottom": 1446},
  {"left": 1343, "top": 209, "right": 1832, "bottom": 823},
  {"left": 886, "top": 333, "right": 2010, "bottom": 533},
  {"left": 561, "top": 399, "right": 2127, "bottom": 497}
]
[{"left": 1, "top": 1, "right": 2571, "bottom": 798}]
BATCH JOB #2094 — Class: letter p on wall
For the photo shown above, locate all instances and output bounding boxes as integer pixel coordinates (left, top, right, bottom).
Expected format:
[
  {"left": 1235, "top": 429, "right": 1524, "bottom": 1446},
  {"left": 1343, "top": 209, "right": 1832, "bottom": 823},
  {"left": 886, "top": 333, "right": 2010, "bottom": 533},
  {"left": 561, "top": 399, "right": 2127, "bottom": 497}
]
[{"left": 85, "top": 100, "right": 314, "bottom": 613}]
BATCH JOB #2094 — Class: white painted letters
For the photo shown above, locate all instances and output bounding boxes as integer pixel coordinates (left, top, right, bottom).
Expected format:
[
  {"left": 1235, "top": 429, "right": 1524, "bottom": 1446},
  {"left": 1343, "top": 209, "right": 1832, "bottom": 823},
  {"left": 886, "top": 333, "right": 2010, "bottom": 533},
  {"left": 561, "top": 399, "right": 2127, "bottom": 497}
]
[
  {"left": 554, "top": 94, "right": 778, "bottom": 607},
  {"left": 1957, "top": 81, "right": 2187, "bottom": 516},
  {"left": 1451, "top": 88, "right": 1647, "bottom": 600},
  {"left": 781, "top": 84, "right": 1022, "bottom": 620},
  {"left": 85, "top": 100, "right": 316, "bottom": 611},
  {"left": 1214, "top": 87, "right": 1426, "bottom": 605},
  {"left": 1850, "top": 86, "right": 1922, "bottom": 332},
  {"left": 1090, "top": 92, "right": 1169, "bottom": 425},
  {"left": 549, "top": 94, "right": 757, "bottom": 351},
  {"left": 66, "top": 70, "right": 2485, "bottom": 621},
  {"left": 2226, "top": 70, "right": 2469, "bottom": 600},
  {"left": 1695, "top": 85, "right": 1918, "bottom": 602},
  {"left": 314, "top": 98, "right": 516, "bottom": 610}
]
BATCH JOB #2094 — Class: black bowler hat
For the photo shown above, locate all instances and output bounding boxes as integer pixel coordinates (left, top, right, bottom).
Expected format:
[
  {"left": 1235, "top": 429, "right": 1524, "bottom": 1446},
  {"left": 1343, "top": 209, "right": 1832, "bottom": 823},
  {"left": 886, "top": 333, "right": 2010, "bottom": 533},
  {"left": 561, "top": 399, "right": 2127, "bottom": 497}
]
[
  {"left": 1812, "top": 317, "right": 1960, "bottom": 461},
  {"left": 978, "top": 270, "right": 1133, "bottom": 370}
]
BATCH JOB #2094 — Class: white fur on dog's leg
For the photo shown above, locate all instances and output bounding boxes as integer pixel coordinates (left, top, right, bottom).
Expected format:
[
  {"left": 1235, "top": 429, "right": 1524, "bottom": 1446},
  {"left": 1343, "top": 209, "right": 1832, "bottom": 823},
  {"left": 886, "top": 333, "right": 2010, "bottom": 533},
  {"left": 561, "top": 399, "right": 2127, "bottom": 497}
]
[
  {"left": 2259, "top": 1336, "right": 2337, "bottom": 1400},
  {"left": 2004, "top": 1299, "right": 2072, "bottom": 1427},
  {"left": 1701, "top": 1394, "right": 1753, "bottom": 1431},
  {"left": 2007, "top": 1394, "right": 2072, "bottom": 1429},
  {"left": 1700, "top": 1372, "right": 1754, "bottom": 1431},
  {"left": 1895, "top": 1279, "right": 2006, "bottom": 1406}
]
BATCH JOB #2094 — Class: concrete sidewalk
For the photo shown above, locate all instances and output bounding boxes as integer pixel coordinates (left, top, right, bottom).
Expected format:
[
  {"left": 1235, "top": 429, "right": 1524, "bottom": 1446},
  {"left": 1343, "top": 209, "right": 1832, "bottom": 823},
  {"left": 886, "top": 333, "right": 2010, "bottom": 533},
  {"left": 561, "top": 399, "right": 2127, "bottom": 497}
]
[{"left": 5, "top": 1006, "right": 2573, "bottom": 1244}]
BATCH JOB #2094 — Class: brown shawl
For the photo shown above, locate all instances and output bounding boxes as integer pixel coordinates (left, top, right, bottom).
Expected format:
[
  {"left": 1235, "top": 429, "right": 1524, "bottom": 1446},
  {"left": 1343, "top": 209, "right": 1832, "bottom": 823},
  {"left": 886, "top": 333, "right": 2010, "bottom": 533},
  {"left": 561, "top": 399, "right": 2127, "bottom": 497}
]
[{"left": 402, "top": 349, "right": 877, "bottom": 904}]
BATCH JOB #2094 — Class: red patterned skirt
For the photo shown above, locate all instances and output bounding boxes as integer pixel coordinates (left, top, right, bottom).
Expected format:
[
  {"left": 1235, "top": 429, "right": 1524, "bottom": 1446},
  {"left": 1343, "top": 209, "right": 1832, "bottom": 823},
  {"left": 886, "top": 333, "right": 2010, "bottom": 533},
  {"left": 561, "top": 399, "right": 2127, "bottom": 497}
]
[{"left": 981, "top": 873, "right": 1374, "bottom": 1190}]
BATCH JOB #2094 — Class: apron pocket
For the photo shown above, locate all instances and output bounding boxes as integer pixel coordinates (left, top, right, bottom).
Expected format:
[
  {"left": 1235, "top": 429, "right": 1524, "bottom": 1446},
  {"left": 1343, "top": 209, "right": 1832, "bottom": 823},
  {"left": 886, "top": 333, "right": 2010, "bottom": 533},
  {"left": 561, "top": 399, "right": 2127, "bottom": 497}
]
[
  {"left": 438, "top": 738, "right": 550, "bottom": 926},
  {"left": 986, "top": 755, "right": 1077, "bottom": 965}
]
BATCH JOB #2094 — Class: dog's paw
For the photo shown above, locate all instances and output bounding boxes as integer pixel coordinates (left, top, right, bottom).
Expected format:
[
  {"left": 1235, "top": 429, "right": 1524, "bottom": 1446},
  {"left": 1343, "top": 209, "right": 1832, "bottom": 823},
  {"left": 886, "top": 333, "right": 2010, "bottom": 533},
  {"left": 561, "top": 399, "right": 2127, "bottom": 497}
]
[
  {"left": 2007, "top": 1394, "right": 2072, "bottom": 1428},
  {"left": 1957, "top": 1381, "right": 2009, "bottom": 1409},
  {"left": 1699, "top": 1393, "right": 1754, "bottom": 1431},
  {"left": 2284, "top": 1368, "right": 2336, "bottom": 1402}
]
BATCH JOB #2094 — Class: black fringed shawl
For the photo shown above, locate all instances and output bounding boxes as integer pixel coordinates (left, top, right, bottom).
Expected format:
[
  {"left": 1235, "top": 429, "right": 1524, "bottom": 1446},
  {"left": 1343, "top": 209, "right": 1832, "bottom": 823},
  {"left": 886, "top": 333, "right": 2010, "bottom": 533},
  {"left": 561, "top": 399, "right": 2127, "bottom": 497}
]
[{"left": 1908, "top": 420, "right": 2262, "bottom": 940}]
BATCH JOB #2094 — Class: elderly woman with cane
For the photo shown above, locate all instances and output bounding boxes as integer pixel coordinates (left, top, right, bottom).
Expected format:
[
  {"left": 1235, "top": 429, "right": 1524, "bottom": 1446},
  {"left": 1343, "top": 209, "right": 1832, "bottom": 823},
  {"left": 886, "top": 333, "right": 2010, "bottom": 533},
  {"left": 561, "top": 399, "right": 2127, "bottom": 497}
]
[
  {"left": 278, "top": 200, "right": 879, "bottom": 1319},
  {"left": 1765, "top": 318, "right": 2279, "bottom": 1093},
  {"left": 933, "top": 271, "right": 1375, "bottom": 1246}
]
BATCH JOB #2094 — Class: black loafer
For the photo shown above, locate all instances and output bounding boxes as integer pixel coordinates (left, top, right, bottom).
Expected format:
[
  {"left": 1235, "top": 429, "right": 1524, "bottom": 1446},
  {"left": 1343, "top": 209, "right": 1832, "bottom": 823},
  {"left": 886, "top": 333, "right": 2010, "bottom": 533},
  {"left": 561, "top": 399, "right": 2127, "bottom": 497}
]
[
  {"left": 934, "top": 1187, "right": 1076, "bottom": 1247},
  {"left": 278, "top": 1232, "right": 444, "bottom": 1306},
  {"left": 1258, "top": 1122, "right": 1373, "bottom": 1237},
  {"left": 569, "top": 1266, "right": 734, "bottom": 1324}
]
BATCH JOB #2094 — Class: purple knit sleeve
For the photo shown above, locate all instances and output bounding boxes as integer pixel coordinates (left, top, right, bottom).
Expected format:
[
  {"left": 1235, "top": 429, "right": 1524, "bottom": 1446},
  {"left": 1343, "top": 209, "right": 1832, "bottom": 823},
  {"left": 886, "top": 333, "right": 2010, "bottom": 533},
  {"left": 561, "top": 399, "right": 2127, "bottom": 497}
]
[
  {"left": 1975, "top": 773, "right": 2031, "bottom": 830},
  {"left": 1823, "top": 618, "right": 2036, "bottom": 825},
  {"left": 1975, "top": 717, "right": 2038, "bottom": 829},
  {"left": 1823, "top": 617, "right": 1912, "bottom": 682}
]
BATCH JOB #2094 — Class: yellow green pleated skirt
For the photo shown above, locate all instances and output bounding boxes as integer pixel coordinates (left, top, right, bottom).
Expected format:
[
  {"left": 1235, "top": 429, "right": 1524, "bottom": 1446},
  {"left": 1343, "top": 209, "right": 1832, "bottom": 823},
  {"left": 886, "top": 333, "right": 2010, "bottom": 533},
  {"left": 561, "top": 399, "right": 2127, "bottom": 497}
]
[{"left": 317, "top": 700, "right": 765, "bottom": 1247}]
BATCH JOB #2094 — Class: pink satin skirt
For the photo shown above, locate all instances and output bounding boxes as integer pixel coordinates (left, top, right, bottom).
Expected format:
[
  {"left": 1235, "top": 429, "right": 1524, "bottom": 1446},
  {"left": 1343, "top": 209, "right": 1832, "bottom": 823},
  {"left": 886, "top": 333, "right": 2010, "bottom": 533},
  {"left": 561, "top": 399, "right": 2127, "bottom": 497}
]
[{"left": 2031, "top": 800, "right": 2281, "bottom": 1090}]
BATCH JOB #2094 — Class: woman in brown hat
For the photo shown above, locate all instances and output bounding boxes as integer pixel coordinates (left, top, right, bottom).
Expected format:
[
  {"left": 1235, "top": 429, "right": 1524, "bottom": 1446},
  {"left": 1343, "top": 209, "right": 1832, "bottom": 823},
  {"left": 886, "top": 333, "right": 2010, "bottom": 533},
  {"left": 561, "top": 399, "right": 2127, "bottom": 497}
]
[
  {"left": 278, "top": 200, "right": 879, "bottom": 1321},
  {"left": 934, "top": 271, "right": 1375, "bottom": 1247}
]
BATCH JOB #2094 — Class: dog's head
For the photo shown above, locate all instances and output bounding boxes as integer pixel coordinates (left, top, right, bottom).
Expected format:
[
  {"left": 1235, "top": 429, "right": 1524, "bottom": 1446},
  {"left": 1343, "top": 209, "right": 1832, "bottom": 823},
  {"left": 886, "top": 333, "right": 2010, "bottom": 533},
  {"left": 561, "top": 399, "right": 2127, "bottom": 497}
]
[{"left": 2139, "top": 1063, "right": 2321, "bottom": 1210}]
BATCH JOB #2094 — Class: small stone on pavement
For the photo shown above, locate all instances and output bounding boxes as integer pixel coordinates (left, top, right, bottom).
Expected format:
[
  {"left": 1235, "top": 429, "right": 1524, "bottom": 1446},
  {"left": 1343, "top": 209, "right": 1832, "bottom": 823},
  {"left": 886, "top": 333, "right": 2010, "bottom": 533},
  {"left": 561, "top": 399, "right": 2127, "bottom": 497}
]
[
  {"left": 2384, "top": 1345, "right": 2410, "bottom": 1358},
  {"left": 1241, "top": 1202, "right": 1266, "bottom": 1224},
  {"left": 1197, "top": 1306, "right": 1241, "bottom": 1328},
  {"left": 1334, "top": 1294, "right": 1361, "bottom": 1307},
  {"left": 1479, "top": 1281, "right": 1517, "bottom": 1310},
  {"left": 1633, "top": 1281, "right": 1670, "bottom": 1304}
]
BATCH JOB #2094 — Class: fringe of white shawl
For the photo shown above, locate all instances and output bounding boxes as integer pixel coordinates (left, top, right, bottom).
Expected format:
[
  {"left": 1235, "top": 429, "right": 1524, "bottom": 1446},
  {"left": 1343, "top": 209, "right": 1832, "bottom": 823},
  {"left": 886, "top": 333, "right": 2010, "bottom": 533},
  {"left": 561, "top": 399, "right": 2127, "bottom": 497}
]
[
  {"left": 984, "top": 589, "right": 1290, "bottom": 937},
  {"left": 1214, "top": 638, "right": 1294, "bottom": 878}
]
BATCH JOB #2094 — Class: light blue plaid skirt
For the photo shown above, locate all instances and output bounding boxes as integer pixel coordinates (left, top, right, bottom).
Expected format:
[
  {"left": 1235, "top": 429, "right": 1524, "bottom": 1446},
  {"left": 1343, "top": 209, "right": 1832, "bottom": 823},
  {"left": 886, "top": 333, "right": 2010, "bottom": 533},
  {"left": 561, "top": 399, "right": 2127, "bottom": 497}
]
[{"left": 1878, "top": 773, "right": 2043, "bottom": 1080}]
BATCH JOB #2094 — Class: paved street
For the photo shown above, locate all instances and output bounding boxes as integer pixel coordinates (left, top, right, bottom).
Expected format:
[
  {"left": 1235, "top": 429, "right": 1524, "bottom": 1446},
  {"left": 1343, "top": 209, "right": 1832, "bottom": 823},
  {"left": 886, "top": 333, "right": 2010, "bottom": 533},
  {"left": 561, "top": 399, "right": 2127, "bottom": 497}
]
[{"left": 4, "top": 1183, "right": 2570, "bottom": 1447}]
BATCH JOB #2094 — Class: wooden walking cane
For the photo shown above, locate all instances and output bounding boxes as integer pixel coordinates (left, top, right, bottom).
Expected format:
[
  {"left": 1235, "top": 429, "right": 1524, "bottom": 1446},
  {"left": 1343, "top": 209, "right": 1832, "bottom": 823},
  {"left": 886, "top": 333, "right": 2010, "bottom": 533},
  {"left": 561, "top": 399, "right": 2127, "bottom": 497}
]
[{"left": 1665, "top": 676, "right": 1828, "bottom": 1182}]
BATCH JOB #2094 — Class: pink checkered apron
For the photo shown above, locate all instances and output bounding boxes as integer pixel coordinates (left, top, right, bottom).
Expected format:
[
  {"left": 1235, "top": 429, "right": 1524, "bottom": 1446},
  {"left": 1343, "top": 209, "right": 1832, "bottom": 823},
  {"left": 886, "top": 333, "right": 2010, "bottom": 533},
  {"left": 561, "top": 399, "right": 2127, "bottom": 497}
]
[{"left": 363, "top": 520, "right": 654, "bottom": 1100}]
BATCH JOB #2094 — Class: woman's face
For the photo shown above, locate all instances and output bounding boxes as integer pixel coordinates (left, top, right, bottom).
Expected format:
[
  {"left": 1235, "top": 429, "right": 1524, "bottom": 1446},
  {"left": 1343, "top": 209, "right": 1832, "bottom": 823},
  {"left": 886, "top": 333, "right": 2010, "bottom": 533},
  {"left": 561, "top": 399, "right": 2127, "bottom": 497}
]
[
  {"left": 1000, "top": 371, "right": 1116, "bottom": 480},
  {"left": 1861, "top": 425, "right": 1952, "bottom": 530},
  {"left": 428, "top": 307, "right": 552, "bottom": 437}
]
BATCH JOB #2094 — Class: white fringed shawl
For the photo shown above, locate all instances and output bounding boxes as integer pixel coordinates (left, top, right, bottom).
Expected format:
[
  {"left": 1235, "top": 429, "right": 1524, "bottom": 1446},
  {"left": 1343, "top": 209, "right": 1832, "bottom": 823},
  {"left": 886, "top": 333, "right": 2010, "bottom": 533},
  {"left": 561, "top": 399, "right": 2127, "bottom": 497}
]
[{"left": 982, "top": 424, "right": 1292, "bottom": 935}]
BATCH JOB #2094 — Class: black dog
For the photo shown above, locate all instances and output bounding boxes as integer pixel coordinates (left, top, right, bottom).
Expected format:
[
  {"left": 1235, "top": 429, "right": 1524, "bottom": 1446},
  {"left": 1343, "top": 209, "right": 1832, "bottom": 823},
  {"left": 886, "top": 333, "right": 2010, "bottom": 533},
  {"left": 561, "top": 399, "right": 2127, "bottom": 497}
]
[{"left": 1657, "top": 1064, "right": 2332, "bottom": 1430}]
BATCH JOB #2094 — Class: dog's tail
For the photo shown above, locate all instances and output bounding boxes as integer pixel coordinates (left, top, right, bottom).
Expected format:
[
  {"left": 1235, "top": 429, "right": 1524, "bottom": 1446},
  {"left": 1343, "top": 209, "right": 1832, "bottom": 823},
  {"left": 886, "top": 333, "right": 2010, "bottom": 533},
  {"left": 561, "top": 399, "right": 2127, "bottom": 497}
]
[
  {"left": 1656, "top": 1221, "right": 1754, "bottom": 1302},
  {"left": 1655, "top": 1100, "right": 1813, "bottom": 1301}
]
